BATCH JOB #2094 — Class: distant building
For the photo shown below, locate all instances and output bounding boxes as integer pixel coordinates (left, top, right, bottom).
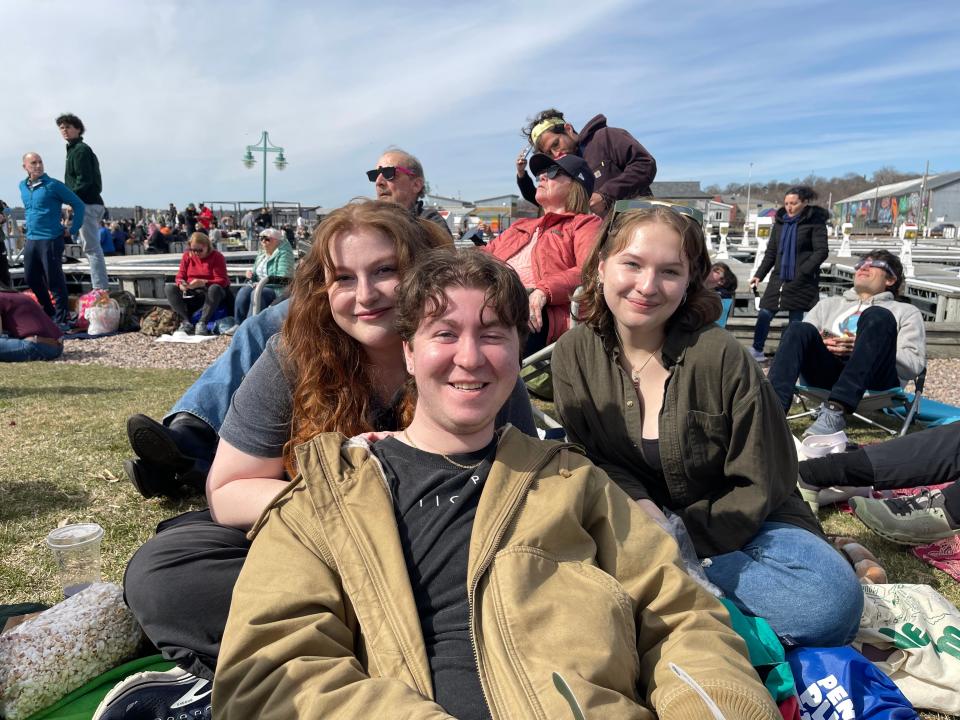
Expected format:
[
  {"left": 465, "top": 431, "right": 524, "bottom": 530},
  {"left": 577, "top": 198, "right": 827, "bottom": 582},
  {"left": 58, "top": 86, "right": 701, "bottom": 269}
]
[
  {"left": 651, "top": 181, "right": 734, "bottom": 224},
  {"left": 835, "top": 171, "right": 960, "bottom": 230},
  {"left": 424, "top": 193, "right": 538, "bottom": 234}
]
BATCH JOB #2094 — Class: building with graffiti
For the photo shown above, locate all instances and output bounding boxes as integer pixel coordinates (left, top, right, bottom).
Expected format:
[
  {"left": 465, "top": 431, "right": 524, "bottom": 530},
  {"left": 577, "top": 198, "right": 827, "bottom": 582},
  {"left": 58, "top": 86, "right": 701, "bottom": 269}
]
[{"left": 835, "top": 171, "right": 960, "bottom": 232}]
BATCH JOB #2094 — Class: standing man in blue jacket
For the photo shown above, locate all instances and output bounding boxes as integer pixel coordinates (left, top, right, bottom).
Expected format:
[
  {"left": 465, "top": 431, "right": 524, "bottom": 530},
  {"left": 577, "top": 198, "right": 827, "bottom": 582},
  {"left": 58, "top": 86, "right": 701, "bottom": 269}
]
[
  {"left": 18, "top": 153, "right": 85, "bottom": 325},
  {"left": 57, "top": 113, "right": 109, "bottom": 290}
]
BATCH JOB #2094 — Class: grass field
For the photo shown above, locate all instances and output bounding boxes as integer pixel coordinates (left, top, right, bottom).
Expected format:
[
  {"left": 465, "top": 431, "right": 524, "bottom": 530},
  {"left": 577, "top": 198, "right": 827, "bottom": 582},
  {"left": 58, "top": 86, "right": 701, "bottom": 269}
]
[{"left": 1, "top": 363, "right": 957, "bottom": 718}]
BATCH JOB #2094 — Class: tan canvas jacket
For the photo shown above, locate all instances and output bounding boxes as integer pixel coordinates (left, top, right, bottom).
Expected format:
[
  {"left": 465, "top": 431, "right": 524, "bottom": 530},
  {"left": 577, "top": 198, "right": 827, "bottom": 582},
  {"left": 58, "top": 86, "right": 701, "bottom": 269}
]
[{"left": 214, "top": 428, "right": 780, "bottom": 720}]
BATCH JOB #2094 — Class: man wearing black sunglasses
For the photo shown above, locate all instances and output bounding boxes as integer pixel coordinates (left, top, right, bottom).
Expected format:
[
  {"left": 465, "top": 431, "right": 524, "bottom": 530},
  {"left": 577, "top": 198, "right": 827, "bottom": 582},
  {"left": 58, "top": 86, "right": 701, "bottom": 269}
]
[
  {"left": 367, "top": 148, "right": 451, "bottom": 236},
  {"left": 767, "top": 249, "right": 926, "bottom": 437},
  {"left": 516, "top": 109, "right": 656, "bottom": 216}
]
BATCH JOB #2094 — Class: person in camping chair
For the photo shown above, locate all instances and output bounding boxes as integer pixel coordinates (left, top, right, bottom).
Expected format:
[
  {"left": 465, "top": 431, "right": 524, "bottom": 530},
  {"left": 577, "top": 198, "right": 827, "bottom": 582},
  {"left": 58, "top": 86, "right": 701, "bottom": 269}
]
[{"left": 767, "top": 249, "right": 925, "bottom": 437}]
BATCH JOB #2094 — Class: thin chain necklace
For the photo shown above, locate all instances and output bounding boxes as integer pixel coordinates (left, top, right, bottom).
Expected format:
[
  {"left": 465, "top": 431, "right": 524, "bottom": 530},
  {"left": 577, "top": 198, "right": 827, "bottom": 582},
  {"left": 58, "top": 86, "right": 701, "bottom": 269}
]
[
  {"left": 403, "top": 430, "right": 484, "bottom": 470},
  {"left": 629, "top": 343, "right": 664, "bottom": 387}
]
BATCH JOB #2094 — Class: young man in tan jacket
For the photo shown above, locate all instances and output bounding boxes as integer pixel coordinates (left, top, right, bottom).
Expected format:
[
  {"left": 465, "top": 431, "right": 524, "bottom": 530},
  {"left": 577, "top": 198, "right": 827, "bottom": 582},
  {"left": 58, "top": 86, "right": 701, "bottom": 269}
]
[{"left": 213, "top": 249, "right": 780, "bottom": 720}]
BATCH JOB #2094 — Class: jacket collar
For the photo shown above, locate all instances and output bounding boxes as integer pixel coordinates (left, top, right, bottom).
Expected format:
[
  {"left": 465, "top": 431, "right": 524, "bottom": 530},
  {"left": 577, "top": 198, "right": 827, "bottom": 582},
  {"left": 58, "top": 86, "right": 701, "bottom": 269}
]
[
  {"left": 841, "top": 289, "right": 894, "bottom": 304},
  {"left": 599, "top": 319, "right": 696, "bottom": 371}
]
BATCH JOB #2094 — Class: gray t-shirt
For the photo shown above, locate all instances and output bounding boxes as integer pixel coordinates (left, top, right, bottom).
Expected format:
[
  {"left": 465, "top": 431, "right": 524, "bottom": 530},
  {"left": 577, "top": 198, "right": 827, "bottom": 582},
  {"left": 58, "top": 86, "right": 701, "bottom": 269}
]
[{"left": 218, "top": 335, "right": 537, "bottom": 459}]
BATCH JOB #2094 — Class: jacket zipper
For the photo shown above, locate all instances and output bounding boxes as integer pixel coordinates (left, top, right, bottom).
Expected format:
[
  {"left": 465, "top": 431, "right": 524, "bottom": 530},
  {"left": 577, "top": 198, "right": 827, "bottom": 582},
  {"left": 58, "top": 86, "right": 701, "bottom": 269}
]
[{"left": 467, "top": 442, "right": 567, "bottom": 720}]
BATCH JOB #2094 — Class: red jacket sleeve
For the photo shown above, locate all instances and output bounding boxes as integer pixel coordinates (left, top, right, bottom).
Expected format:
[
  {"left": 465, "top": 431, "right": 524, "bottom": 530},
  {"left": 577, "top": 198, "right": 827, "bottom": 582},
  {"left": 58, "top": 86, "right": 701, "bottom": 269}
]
[{"left": 534, "top": 215, "right": 602, "bottom": 304}]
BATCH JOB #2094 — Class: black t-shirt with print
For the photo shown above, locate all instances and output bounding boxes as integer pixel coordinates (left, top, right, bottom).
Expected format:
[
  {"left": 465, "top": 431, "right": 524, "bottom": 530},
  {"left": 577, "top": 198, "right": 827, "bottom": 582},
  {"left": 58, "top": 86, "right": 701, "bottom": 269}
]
[{"left": 373, "top": 435, "right": 496, "bottom": 720}]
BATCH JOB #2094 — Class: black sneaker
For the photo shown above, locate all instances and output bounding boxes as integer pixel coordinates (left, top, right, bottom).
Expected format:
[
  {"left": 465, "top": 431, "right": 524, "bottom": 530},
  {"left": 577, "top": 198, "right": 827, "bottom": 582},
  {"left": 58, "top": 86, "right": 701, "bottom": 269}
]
[
  {"left": 123, "top": 458, "right": 206, "bottom": 499},
  {"left": 92, "top": 667, "right": 212, "bottom": 719},
  {"left": 127, "top": 414, "right": 193, "bottom": 473}
]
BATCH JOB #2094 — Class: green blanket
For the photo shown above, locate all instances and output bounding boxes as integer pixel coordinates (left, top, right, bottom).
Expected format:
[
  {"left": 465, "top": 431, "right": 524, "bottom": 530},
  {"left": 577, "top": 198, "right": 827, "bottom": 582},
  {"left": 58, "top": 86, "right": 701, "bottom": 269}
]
[{"left": 25, "top": 656, "right": 174, "bottom": 720}]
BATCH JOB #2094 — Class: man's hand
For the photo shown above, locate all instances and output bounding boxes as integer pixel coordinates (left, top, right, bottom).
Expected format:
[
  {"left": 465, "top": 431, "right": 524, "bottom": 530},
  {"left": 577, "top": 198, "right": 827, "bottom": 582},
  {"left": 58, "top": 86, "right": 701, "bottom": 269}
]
[
  {"left": 823, "top": 332, "right": 855, "bottom": 358},
  {"left": 589, "top": 192, "right": 607, "bottom": 215},
  {"left": 528, "top": 289, "right": 547, "bottom": 333},
  {"left": 748, "top": 276, "right": 760, "bottom": 289}
]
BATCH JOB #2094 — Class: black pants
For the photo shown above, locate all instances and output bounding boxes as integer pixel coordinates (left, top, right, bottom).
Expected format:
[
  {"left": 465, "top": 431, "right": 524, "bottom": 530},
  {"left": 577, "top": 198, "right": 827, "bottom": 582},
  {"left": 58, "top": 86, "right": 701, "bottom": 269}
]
[
  {"left": 123, "top": 510, "right": 249, "bottom": 680},
  {"left": 767, "top": 306, "right": 900, "bottom": 413},
  {"left": 803, "top": 425, "right": 960, "bottom": 520},
  {"left": 164, "top": 284, "right": 226, "bottom": 326}
]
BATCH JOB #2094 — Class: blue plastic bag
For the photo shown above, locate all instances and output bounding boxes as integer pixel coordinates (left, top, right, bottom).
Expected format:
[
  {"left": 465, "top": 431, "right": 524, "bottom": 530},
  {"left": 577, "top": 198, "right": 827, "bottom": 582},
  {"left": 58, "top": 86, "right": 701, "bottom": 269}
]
[{"left": 787, "top": 646, "right": 917, "bottom": 719}]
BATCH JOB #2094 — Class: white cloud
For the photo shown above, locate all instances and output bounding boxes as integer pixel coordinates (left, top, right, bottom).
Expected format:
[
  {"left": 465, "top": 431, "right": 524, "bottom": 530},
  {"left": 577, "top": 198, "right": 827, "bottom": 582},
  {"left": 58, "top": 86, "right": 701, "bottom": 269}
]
[{"left": 2, "top": 0, "right": 958, "bottom": 208}]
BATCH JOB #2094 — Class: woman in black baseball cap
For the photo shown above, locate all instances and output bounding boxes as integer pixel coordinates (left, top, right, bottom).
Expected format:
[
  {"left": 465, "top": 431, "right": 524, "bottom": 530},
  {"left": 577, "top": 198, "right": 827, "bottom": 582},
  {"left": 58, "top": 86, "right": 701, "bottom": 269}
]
[{"left": 483, "top": 152, "right": 600, "bottom": 355}]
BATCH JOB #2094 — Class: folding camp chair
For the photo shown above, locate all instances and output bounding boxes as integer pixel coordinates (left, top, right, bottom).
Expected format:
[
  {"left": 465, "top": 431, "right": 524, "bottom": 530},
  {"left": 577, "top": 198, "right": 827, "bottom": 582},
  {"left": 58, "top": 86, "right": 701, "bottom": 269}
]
[
  {"left": 716, "top": 297, "right": 734, "bottom": 328},
  {"left": 520, "top": 342, "right": 566, "bottom": 439},
  {"left": 250, "top": 275, "right": 292, "bottom": 316},
  {"left": 787, "top": 368, "right": 926, "bottom": 437}
]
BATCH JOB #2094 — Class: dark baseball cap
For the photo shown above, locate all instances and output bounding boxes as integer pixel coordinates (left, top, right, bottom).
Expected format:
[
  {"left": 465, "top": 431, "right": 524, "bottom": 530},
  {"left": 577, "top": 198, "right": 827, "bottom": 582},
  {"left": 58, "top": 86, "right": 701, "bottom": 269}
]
[{"left": 529, "top": 152, "right": 595, "bottom": 196}]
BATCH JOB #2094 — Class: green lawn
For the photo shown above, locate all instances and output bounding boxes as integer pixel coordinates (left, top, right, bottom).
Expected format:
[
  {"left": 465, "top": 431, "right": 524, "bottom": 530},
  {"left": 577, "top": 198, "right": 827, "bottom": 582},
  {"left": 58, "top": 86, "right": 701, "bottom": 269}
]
[
  {"left": 1, "top": 364, "right": 957, "bottom": 719},
  {"left": 0, "top": 364, "right": 204, "bottom": 604}
]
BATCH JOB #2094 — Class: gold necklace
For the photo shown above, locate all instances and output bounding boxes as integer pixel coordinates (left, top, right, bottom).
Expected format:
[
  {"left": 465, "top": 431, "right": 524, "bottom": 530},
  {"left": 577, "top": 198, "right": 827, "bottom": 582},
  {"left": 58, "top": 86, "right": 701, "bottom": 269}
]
[
  {"left": 403, "top": 430, "right": 484, "bottom": 470},
  {"left": 629, "top": 344, "right": 664, "bottom": 387}
]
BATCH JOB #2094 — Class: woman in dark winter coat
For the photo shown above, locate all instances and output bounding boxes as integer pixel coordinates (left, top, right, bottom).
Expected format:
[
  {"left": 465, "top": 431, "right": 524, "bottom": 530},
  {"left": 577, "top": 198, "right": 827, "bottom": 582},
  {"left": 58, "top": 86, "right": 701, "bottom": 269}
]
[{"left": 748, "top": 186, "right": 829, "bottom": 361}]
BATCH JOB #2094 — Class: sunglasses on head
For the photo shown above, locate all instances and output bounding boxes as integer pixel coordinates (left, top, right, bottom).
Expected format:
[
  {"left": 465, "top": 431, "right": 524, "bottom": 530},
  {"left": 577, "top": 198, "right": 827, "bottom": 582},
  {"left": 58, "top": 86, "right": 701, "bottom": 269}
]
[
  {"left": 854, "top": 258, "right": 897, "bottom": 280},
  {"left": 366, "top": 165, "right": 416, "bottom": 182},
  {"left": 610, "top": 199, "right": 705, "bottom": 225}
]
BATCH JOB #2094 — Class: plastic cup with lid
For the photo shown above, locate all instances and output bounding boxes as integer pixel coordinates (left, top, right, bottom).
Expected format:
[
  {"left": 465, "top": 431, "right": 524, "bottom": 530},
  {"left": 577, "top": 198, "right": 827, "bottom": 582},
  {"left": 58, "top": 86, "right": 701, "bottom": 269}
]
[{"left": 45, "top": 523, "right": 105, "bottom": 598}]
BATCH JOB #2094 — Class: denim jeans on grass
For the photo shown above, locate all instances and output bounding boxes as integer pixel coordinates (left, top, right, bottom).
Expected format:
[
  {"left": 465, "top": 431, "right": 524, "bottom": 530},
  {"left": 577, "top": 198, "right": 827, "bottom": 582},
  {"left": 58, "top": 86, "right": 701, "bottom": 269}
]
[
  {"left": 752, "top": 307, "right": 804, "bottom": 353},
  {"left": 233, "top": 284, "right": 277, "bottom": 324},
  {"left": 78, "top": 203, "right": 109, "bottom": 290},
  {"left": 166, "top": 299, "right": 289, "bottom": 432},
  {"left": 703, "top": 521, "right": 863, "bottom": 647},
  {"left": 767, "top": 306, "right": 899, "bottom": 413},
  {"left": 0, "top": 337, "right": 62, "bottom": 362}
]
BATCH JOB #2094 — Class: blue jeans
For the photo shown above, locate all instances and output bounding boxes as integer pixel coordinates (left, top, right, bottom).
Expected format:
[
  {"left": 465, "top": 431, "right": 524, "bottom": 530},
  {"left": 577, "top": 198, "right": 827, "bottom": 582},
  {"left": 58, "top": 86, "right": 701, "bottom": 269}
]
[
  {"left": 703, "top": 521, "right": 863, "bottom": 647},
  {"left": 23, "top": 237, "right": 69, "bottom": 323},
  {"left": 752, "top": 307, "right": 804, "bottom": 352},
  {"left": 0, "top": 336, "right": 63, "bottom": 362},
  {"left": 233, "top": 285, "right": 277, "bottom": 324},
  {"left": 79, "top": 204, "right": 109, "bottom": 290},
  {"left": 167, "top": 299, "right": 289, "bottom": 432},
  {"left": 767, "top": 307, "right": 900, "bottom": 412}
]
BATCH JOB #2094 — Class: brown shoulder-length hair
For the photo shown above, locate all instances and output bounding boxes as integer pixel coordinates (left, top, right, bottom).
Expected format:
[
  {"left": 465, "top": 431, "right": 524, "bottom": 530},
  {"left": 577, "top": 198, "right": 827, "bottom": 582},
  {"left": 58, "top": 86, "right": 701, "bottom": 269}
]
[
  {"left": 576, "top": 206, "right": 720, "bottom": 341},
  {"left": 281, "top": 199, "right": 452, "bottom": 469}
]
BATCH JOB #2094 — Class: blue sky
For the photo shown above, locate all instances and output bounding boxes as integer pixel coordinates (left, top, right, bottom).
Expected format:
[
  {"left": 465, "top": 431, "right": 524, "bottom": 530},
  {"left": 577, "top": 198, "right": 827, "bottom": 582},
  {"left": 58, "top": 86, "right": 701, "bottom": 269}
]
[{"left": 3, "top": 0, "right": 958, "bottom": 209}]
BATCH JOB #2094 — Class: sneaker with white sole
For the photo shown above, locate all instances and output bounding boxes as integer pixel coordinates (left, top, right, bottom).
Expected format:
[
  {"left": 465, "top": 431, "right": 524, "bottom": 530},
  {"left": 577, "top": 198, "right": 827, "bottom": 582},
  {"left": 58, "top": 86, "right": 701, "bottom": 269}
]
[
  {"left": 92, "top": 667, "right": 212, "bottom": 719},
  {"left": 850, "top": 490, "right": 960, "bottom": 546},
  {"left": 803, "top": 402, "right": 847, "bottom": 437}
]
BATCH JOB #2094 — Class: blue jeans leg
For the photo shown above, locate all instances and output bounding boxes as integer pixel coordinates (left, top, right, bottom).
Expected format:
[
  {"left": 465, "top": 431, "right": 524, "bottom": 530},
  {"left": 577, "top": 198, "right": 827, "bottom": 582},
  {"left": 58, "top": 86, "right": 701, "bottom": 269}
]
[
  {"left": 79, "top": 204, "right": 109, "bottom": 290},
  {"left": 234, "top": 285, "right": 253, "bottom": 323},
  {"left": 0, "top": 337, "right": 63, "bottom": 362},
  {"left": 167, "top": 299, "right": 289, "bottom": 432},
  {"left": 703, "top": 521, "right": 863, "bottom": 647},
  {"left": 23, "top": 239, "right": 56, "bottom": 317},
  {"left": 752, "top": 308, "right": 774, "bottom": 352}
]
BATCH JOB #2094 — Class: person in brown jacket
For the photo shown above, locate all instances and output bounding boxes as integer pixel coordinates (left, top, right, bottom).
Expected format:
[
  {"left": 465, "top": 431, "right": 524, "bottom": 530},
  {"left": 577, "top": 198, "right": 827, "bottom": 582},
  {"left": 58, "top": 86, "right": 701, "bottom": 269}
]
[
  {"left": 516, "top": 109, "right": 657, "bottom": 215},
  {"left": 213, "top": 249, "right": 780, "bottom": 720}
]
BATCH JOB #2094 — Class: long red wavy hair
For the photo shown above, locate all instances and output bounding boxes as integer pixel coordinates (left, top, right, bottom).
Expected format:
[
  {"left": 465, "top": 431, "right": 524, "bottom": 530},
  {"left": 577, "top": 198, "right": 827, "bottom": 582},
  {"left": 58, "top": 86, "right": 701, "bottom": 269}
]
[{"left": 281, "top": 199, "right": 451, "bottom": 469}]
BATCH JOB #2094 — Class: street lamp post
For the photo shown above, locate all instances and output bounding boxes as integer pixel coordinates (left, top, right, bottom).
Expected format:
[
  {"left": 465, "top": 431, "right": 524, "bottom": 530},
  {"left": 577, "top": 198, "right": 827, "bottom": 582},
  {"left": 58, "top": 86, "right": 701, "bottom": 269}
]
[
  {"left": 243, "top": 130, "right": 287, "bottom": 211},
  {"left": 744, "top": 161, "right": 754, "bottom": 244}
]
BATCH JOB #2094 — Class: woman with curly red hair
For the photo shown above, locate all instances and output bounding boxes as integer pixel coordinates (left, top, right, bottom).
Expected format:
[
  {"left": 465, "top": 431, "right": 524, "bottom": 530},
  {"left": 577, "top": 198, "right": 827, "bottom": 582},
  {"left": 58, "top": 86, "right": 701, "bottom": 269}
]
[{"left": 119, "top": 200, "right": 536, "bottom": 697}]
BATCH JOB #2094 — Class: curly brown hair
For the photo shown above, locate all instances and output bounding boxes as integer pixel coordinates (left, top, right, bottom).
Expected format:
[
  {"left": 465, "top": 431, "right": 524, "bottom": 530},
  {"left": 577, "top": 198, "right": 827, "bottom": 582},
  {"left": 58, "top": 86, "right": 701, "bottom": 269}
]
[
  {"left": 576, "top": 206, "right": 720, "bottom": 341},
  {"left": 281, "top": 199, "right": 451, "bottom": 469}
]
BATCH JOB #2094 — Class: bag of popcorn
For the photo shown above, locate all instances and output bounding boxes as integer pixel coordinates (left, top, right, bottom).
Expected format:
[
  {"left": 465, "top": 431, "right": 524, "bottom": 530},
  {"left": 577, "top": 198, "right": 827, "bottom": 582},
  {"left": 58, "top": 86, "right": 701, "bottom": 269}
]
[{"left": 0, "top": 583, "right": 143, "bottom": 720}]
